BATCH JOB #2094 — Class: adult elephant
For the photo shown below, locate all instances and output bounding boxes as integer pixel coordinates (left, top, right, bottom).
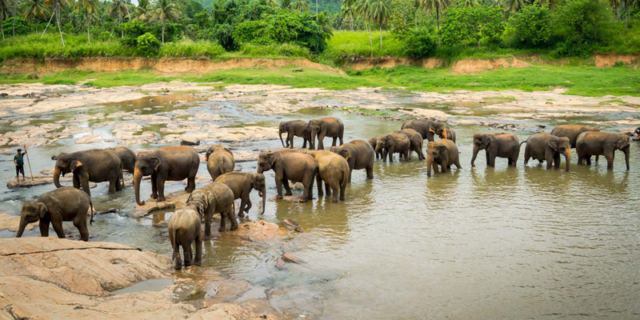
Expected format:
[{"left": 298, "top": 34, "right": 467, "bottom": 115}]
[
  {"left": 168, "top": 207, "right": 202, "bottom": 270},
  {"left": 395, "top": 129, "right": 425, "bottom": 160},
  {"left": 134, "top": 146, "right": 199, "bottom": 205},
  {"left": 551, "top": 124, "right": 600, "bottom": 148},
  {"left": 205, "top": 145, "right": 235, "bottom": 181},
  {"left": 522, "top": 133, "right": 571, "bottom": 171},
  {"left": 426, "top": 140, "right": 461, "bottom": 177},
  {"left": 16, "top": 187, "right": 93, "bottom": 241},
  {"left": 369, "top": 136, "right": 383, "bottom": 160},
  {"left": 307, "top": 117, "right": 344, "bottom": 150},
  {"left": 431, "top": 122, "right": 457, "bottom": 143},
  {"left": 279, "top": 120, "right": 311, "bottom": 149},
  {"left": 308, "top": 150, "right": 350, "bottom": 203},
  {"left": 376, "top": 132, "right": 410, "bottom": 162},
  {"left": 401, "top": 119, "right": 436, "bottom": 141},
  {"left": 53, "top": 149, "right": 123, "bottom": 197},
  {"left": 471, "top": 133, "right": 520, "bottom": 167},
  {"left": 215, "top": 172, "right": 266, "bottom": 217},
  {"left": 330, "top": 139, "right": 375, "bottom": 182},
  {"left": 257, "top": 150, "right": 317, "bottom": 202},
  {"left": 186, "top": 182, "right": 236, "bottom": 238},
  {"left": 576, "top": 132, "right": 630, "bottom": 170},
  {"left": 107, "top": 147, "right": 136, "bottom": 174}
]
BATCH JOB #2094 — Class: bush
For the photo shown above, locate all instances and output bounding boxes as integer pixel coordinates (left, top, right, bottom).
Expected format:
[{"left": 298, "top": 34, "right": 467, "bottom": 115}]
[
  {"left": 99, "top": 31, "right": 113, "bottom": 42},
  {"left": 508, "top": 5, "right": 553, "bottom": 48},
  {"left": 404, "top": 28, "right": 437, "bottom": 58},
  {"left": 136, "top": 33, "right": 160, "bottom": 57},
  {"left": 551, "top": 0, "right": 616, "bottom": 56},
  {"left": 440, "top": 6, "right": 505, "bottom": 48},
  {"left": 2, "top": 17, "right": 30, "bottom": 36}
]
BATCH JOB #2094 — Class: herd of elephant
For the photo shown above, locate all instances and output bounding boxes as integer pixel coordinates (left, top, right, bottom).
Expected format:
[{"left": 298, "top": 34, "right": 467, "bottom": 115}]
[{"left": 14, "top": 116, "right": 632, "bottom": 269}]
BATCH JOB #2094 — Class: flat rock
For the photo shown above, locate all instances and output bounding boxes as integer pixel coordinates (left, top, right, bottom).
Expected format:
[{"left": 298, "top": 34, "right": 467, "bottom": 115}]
[
  {"left": 232, "top": 220, "right": 286, "bottom": 243},
  {"left": 271, "top": 195, "right": 304, "bottom": 203},
  {"left": 0, "top": 213, "right": 37, "bottom": 232},
  {"left": 129, "top": 190, "right": 191, "bottom": 218}
]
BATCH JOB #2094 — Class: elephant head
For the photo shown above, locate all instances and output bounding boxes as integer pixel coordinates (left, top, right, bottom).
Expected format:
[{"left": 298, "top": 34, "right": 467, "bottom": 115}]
[
  {"left": 426, "top": 141, "right": 447, "bottom": 177},
  {"left": 257, "top": 152, "right": 277, "bottom": 174},
  {"left": 613, "top": 134, "right": 631, "bottom": 171},
  {"left": 471, "top": 134, "right": 492, "bottom": 167},
  {"left": 278, "top": 122, "right": 288, "bottom": 147},
  {"left": 329, "top": 146, "right": 352, "bottom": 161},
  {"left": 374, "top": 137, "right": 388, "bottom": 160},
  {"left": 432, "top": 122, "right": 448, "bottom": 140},
  {"left": 549, "top": 137, "right": 572, "bottom": 171},
  {"left": 251, "top": 173, "right": 267, "bottom": 215},
  {"left": 53, "top": 153, "right": 84, "bottom": 188},
  {"left": 205, "top": 145, "right": 232, "bottom": 161},
  {"left": 133, "top": 152, "right": 160, "bottom": 206},
  {"left": 307, "top": 120, "right": 325, "bottom": 150},
  {"left": 16, "top": 200, "right": 47, "bottom": 238}
]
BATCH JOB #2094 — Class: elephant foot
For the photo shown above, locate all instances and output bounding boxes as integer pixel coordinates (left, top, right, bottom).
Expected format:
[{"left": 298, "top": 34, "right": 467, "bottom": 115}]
[
  {"left": 174, "top": 263, "right": 182, "bottom": 270},
  {"left": 157, "top": 197, "right": 166, "bottom": 202},
  {"left": 150, "top": 194, "right": 158, "bottom": 200},
  {"left": 275, "top": 195, "right": 283, "bottom": 200},
  {"left": 237, "top": 211, "right": 245, "bottom": 218},
  {"left": 230, "top": 225, "right": 238, "bottom": 231},
  {"left": 194, "top": 260, "right": 201, "bottom": 266},
  {"left": 285, "top": 192, "right": 293, "bottom": 196},
  {"left": 204, "top": 234, "right": 212, "bottom": 240}
]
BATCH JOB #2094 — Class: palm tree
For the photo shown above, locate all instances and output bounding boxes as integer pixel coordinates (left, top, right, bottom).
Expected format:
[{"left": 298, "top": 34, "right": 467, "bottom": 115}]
[
  {"left": 133, "top": 0, "right": 153, "bottom": 22},
  {"left": 74, "top": 0, "right": 98, "bottom": 43},
  {"left": 107, "top": 0, "right": 131, "bottom": 38},
  {"left": 41, "top": 0, "right": 69, "bottom": 46},
  {"left": 368, "top": 0, "right": 390, "bottom": 50},
  {"left": 291, "top": 0, "right": 309, "bottom": 12},
  {"left": 356, "top": 0, "right": 374, "bottom": 57},
  {"left": 419, "top": 0, "right": 450, "bottom": 31},
  {"left": 462, "top": 0, "right": 478, "bottom": 6},
  {"left": 154, "top": 0, "right": 179, "bottom": 44},
  {"left": 341, "top": 0, "right": 355, "bottom": 30},
  {"left": 502, "top": 0, "right": 524, "bottom": 13},
  {"left": 0, "top": 0, "right": 11, "bottom": 40},
  {"left": 23, "top": 0, "right": 49, "bottom": 34},
  {"left": 281, "top": 0, "right": 292, "bottom": 9},
  {"left": 534, "top": 0, "right": 556, "bottom": 9}
]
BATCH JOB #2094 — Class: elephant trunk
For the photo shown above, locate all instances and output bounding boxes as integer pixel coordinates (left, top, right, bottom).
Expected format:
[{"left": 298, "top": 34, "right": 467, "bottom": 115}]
[
  {"left": 53, "top": 167, "right": 62, "bottom": 188},
  {"left": 471, "top": 147, "right": 479, "bottom": 167},
  {"left": 625, "top": 148, "right": 630, "bottom": 171},
  {"left": 426, "top": 155, "right": 433, "bottom": 177},
  {"left": 260, "top": 186, "right": 266, "bottom": 215},
  {"left": 564, "top": 148, "right": 571, "bottom": 172},
  {"left": 257, "top": 166, "right": 264, "bottom": 174},
  {"left": 133, "top": 168, "right": 145, "bottom": 206},
  {"left": 16, "top": 217, "right": 27, "bottom": 238},
  {"left": 310, "top": 129, "right": 318, "bottom": 150},
  {"left": 442, "top": 129, "right": 447, "bottom": 140}
]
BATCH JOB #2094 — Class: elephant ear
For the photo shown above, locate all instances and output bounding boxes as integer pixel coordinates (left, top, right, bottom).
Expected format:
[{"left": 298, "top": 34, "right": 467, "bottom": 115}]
[
  {"left": 267, "top": 153, "right": 277, "bottom": 166},
  {"left": 37, "top": 202, "right": 48, "bottom": 219},
  {"left": 617, "top": 136, "right": 630, "bottom": 149},
  {"left": 224, "top": 147, "right": 234, "bottom": 156},
  {"left": 70, "top": 160, "right": 83, "bottom": 172},
  {"left": 482, "top": 135, "right": 491, "bottom": 146},
  {"left": 437, "top": 144, "right": 447, "bottom": 155},
  {"left": 548, "top": 140, "right": 559, "bottom": 152},
  {"left": 150, "top": 157, "right": 161, "bottom": 171}
]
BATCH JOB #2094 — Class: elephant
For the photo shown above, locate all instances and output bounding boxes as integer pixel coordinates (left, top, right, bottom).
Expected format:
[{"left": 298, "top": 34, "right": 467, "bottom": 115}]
[
  {"left": 279, "top": 120, "right": 311, "bottom": 148},
  {"left": 551, "top": 124, "right": 600, "bottom": 148},
  {"left": 168, "top": 207, "right": 202, "bottom": 270},
  {"left": 308, "top": 150, "right": 350, "bottom": 203},
  {"left": 215, "top": 172, "right": 266, "bottom": 217},
  {"left": 107, "top": 147, "right": 136, "bottom": 174},
  {"left": 395, "top": 129, "right": 425, "bottom": 160},
  {"left": 521, "top": 133, "right": 571, "bottom": 171},
  {"left": 53, "top": 149, "right": 123, "bottom": 197},
  {"left": 369, "top": 136, "right": 383, "bottom": 160},
  {"left": 431, "top": 122, "right": 457, "bottom": 143},
  {"left": 16, "top": 187, "right": 93, "bottom": 241},
  {"left": 330, "top": 139, "right": 375, "bottom": 182},
  {"left": 401, "top": 119, "right": 437, "bottom": 141},
  {"left": 471, "top": 133, "right": 521, "bottom": 167},
  {"left": 426, "top": 140, "right": 462, "bottom": 177},
  {"left": 375, "top": 132, "right": 411, "bottom": 162},
  {"left": 307, "top": 117, "right": 344, "bottom": 150},
  {"left": 134, "top": 146, "right": 199, "bottom": 206},
  {"left": 205, "top": 145, "right": 235, "bottom": 181},
  {"left": 186, "top": 182, "right": 237, "bottom": 237},
  {"left": 576, "top": 132, "right": 630, "bottom": 170},
  {"left": 257, "top": 150, "right": 317, "bottom": 203}
]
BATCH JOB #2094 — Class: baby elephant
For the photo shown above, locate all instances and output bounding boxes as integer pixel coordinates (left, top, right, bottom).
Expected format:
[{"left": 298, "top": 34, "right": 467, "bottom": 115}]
[
  {"left": 522, "top": 133, "right": 571, "bottom": 171},
  {"left": 426, "top": 140, "right": 461, "bottom": 177},
  {"left": 187, "top": 182, "right": 236, "bottom": 238},
  {"left": 215, "top": 172, "right": 266, "bottom": 217},
  {"left": 168, "top": 207, "right": 202, "bottom": 270},
  {"left": 308, "top": 150, "right": 350, "bottom": 202},
  {"left": 206, "top": 145, "right": 235, "bottom": 181},
  {"left": 16, "top": 187, "right": 94, "bottom": 241}
]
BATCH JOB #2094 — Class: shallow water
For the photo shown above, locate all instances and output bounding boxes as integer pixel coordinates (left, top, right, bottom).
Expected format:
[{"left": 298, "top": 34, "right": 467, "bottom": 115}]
[{"left": 2, "top": 93, "right": 640, "bottom": 319}]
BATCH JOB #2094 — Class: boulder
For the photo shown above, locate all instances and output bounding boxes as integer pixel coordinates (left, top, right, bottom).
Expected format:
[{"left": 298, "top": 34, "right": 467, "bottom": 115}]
[
  {"left": 130, "top": 190, "right": 191, "bottom": 218},
  {"left": 231, "top": 221, "right": 286, "bottom": 243},
  {"left": 180, "top": 136, "right": 201, "bottom": 146}
]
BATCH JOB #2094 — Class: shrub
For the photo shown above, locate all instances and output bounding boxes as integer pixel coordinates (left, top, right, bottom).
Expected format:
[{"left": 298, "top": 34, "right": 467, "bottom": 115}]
[
  {"left": 404, "top": 28, "right": 437, "bottom": 58},
  {"left": 508, "top": 5, "right": 553, "bottom": 48},
  {"left": 2, "top": 17, "right": 30, "bottom": 36},
  {"left": 440, "top": 6, "right": 505, "bottom": 48},
  {"left": 99, "top": 31, "right": 113, "bottom": 42},
  {"left": 551, "top": 0, "right": 616, "bottom": 56},
  {"left": 137, "top": 33, "right": 160, "bottom": 57}
]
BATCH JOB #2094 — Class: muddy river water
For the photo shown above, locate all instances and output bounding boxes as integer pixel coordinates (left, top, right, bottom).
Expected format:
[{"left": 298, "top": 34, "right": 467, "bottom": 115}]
[{"left": 1, "top": 86, "right": 639, "bottom": 319}]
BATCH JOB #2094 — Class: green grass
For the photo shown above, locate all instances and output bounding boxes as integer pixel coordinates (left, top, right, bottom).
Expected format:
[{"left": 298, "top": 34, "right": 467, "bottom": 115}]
[{"left": 318, "top": 31, "right": 407, "bottom": 62}]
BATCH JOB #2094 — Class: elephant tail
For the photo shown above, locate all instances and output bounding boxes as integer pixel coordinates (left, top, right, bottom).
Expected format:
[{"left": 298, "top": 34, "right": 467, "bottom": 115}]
[
  {"left": 519, "top": 139, "right": 529, "bottom": 146},
  {"left": 89, "top": 199, "right": 95, "bottom": 225}
]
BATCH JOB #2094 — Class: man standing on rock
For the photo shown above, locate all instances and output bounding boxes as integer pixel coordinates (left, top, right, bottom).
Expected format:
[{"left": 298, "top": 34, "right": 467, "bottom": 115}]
[{"left": 14, "top": 147, "right": 27, "bottom": 183}]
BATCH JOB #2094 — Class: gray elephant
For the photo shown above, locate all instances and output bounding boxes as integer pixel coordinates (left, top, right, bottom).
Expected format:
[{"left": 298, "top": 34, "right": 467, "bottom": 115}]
[
  {"left": 107, "top": 146, "right": 136, "bottom": 174},
  {"left": 426, "top": 140, "right": 461, "bottom": 177},
  {"left": 551, "top": 124, "right": 600, "bottom": 148},
  {"left": 401, "top": 119, "right": 437, "bottom": 141},
  {"left": 168, "top": 207, "right": 202, "bottom": 270},
  {"left": 576, "top": 132, "right": 630, "bottom": 170},
  {"left": 279, "top": 120, "right": 311, "bottom": 148},
  {"left": 522, "top": 133, "right": 571, "bottom": 171},
  {"left": 395, "top": 129, "right": 425, "bottom": 160},
  {"left": 134, "top": 146, "right": 199, "bottom": 205},
  {"left": 431, "top": 122, "right": 457, "bottom": 143},
  {"left": 471, "top": 133, "right": 520, "bottom": 167},
  {"left": 215, "top": 172, "right": 266, "bottom": 217},
  {"left": 369, "top": 136, "right": 383, "bottom": 160},
  {"left": 257, "top": 150, "right": 317, "bottom": 202},
  {"left": 205, "top": 145, "right": 235, "bottom": 181},
  {"left": 53, "top": 149, "right": 123, "bottom": 197},
  {"left": 330, "top": 139, "right": 375, "bottom": 182},
  {"left": 308, "top": 150, "right": 350, "bottom": 203},
  {"left": 308, "top": 117, "right": 344, "bottom": 150},
  {"left": 16, "top": 187, "right": 93, "bottom": 241},
  {"left": 187, "top": 182, "right": 237, "bottom": 237},
  {"left": 376, "top": 132, "right": 411, "bottom": 162}
]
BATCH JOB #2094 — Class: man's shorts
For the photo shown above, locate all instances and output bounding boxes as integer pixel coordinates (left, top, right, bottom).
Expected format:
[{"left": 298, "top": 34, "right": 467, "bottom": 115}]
[{"left": 16, "top": 165, "right": 24, "bottom": 176}]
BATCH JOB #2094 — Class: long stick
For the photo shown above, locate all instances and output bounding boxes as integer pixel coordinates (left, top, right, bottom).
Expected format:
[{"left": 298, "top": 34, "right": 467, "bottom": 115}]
[{"left": 24, "top": 144, "right": 34, "bottom": 182}]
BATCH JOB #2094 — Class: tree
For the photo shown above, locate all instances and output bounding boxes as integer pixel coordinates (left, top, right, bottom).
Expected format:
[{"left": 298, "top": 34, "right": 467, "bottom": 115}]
[
  {"left": 74, "top": 0, "right": 98, "bottom": 43},
  {"left": 389, "top": 0, "right": 415, "bottom": 36},
  {"left": 154, "top": 0, "right": 179, "bottom": 43},
  {"left": 502, "top": 0, "right": 525, "bottom": 13},
  {"left": 133, "top": 0, "right": 153, "bottom": 22},
  {"left": 440, "top": 5, "right": 504, "bottom": 47},
  {"left": 369, "top": 0, "right": 390, "bottom": 49},
  {"left": 553, "top": 0, "right": 614, "bottom": 50},
  {"left": 509, "top": 4, "right": 552, "bottom": 48},
  {"left": 419, "top": 0, "right": 451, "bottom": 31},
  {"left": 12, "top": 0, "right": 15, "bottom": 37},
  {"left": 356, "top": 0, "right": 375, "bottom": 57},
  {"left": 108, "top": 0, "right": 132, "bottom": 38},
  {"left": 0, "top": 0, "right": 11, "bottom": 39},
  {"left": 41, "top": 0, "right": 69, "bottom": 46},
  {"left": 23, "top": 0, "right": 48, "bottom": 34},
  {"left": 281, "top": 0, "right": 292, "bottom": 9},
  {"left": 291, "top": 0, "right": 310, "bottom": 11},
  {"left": 341, "top": 0, "right": 356, "bottom": 29}
]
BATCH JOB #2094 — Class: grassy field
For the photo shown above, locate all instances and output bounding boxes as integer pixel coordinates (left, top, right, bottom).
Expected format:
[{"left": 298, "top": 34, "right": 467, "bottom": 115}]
[{"left": 2, "top": 64, "right": 638, "bottom": 97}]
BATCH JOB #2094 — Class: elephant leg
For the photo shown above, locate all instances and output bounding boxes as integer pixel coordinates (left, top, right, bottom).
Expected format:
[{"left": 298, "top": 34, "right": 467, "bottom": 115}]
[
  {"left": 404, "top": 149, "right": 410, "bottom": 162},
  {"left": 108, "top": 176, "right": 116, "bottom": 193},
  {"left": 237, "top": 199, "right": 246, "bottom": 218},
  {"left": 150, "top": 174, "right": 158, "bottom": 199},
  {"left": 606, "top": 155, "right": 614, "bottom": 170},
  {"left": 318, "top": 134, "right": 326, "bottom": 150},
  {"left": 74, "top": 220, "right": 89, "bottom": 241},
  {"left": 183, "top": 242, "right": 193, "bottom": 268},
  {"left": 302, "top": 175, "right": 313, "bottom": 202},
  {"left": 454, "top": 159, "right": 462, "bottom": 170},
  {"left": 545, "top": 152, "right": 554, "bottom": 169},
  {"left": 302, "top": 139, "right": 307, "bottom": 149},
  {"left": 157, "top": 178, "right": 166, "bottom": 202},
  {"left": 283, "top": 178, "right": 293, "bottom": 196},
  {"left": 39, "top": 219, "right": 50, "bottom": 237},
  {"left": 289, "top": 136, "right": 294, "bottom": 149},
  {"left": 218, "top": 209, "right": 226, "bottom": 232},
  {"left": 81, "top": 178, "right": 92, "bottom": 197},
  {"left": 331, "top": 183, "right": 339, "bottom": 203},
  {"left": 441, "top": 163, "right": 448, "bottom": 174},
  {"left": 52, "top": 220, "right": 65, "bottom": 239},
  {"left": 418, "top": 148, "right": 425, "bottom": 161},
  {"left": 325, "top": 181, "right": 331, "bottom": 197},
  {"left": 194, "top": 229, "right": 202, "bottom": 266},
  {"left": 186, "top": 176, "right": 196, "bottom": 193},
  {"left": 524, "top": 148, "right": 531, "bottom": 165},
  {"left": 275, "top": 176, "right": 284, "bottom": 199},
  {"left": 228, "top": 206, "right": 238, "bottom": 231},
  {"left": 332, "top": 136, "right": 337, "bottom": 147},
  {"left": 586, "top": 156, "right": 592, "bottom": 165},
  {"left": 366, "top": 163, "right": 374, "bottom": 179},
  {"left": 205, "top": 209, "right": 214, "bottom": 237},
  {"left": 316, "top": 174, "right": 323, "bottom": 197},
  {"left": 73, "top": 175, "right": 80, "bottom": 189},
  {"left": 174, "top": 244, "right": 183, "bottom": 270},
  {"left": 596, "top": 155, "right": 599, "bottom": 163},
  {"left": 339, "top": 182, "right": 346, "bottom": 201},
  {"left": 554, "top": 154, "right": 561, "bottom": 169}
]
